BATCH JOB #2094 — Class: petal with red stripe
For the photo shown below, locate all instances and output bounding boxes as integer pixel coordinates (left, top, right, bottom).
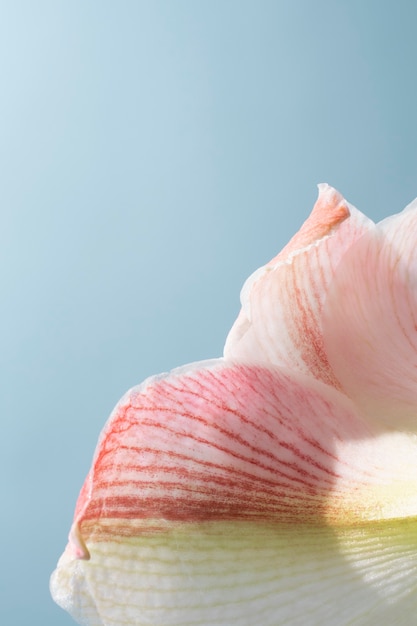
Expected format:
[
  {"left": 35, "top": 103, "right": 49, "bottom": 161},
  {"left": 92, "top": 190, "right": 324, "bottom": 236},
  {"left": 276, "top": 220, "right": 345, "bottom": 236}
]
[
  {"left": 50, "top": 360, "right": 417, "bottom": 625},
  {"left": 224, "top": 184, "right": 373, "bottom": 387}
]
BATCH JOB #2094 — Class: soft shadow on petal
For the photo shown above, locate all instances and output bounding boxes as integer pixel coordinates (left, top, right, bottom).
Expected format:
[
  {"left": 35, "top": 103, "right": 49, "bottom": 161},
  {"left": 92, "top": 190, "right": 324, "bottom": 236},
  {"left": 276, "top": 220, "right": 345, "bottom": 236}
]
[
  {"left": 323, "top": 197, "right": 417, "bottom": 430},
  {"left": 51, "top": 360, "right": 417, "bottom": 625},
  {"left": 224, "top": 185, "right": 373, "bottom": 387},
  {"left": 51, "top": 187, "right": 417, "bottom": 626}
]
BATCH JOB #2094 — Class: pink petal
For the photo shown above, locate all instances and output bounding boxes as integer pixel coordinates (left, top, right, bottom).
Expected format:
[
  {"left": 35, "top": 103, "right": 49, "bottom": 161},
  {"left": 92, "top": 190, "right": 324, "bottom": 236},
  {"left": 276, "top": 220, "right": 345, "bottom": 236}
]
[
  {"left": 224, "top": 184, "right": 373, "bottom": 386},
  {"left": 51, "top": 185, "right": 417, "bottom": 625},
  {"left": 323, "top": 196, "right": 417, "bottom": 429},
  {"left": 66, "top": 359, "right": 417, "bottom": 544},
  {"left": 51, "top": 359, "right": 417, "bottom": 625},
  {"left": 268, "top": 183, "right": 350, "bottom": 263}
]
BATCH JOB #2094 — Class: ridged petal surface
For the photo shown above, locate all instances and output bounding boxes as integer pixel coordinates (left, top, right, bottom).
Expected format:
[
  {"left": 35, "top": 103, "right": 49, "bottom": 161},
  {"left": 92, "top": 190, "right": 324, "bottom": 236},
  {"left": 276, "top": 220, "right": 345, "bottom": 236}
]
[
  {"left": 51, "top": 360, "right": 417, "bottom": 625},
  {"left": 224, "top": 185, "right": 373, "bottom": 387},
  {"left": 51, "top": 185, "right": 417, "bottom": 626},
  {"left": 51, "top": 519, "right": 417, "bottom": 626}
]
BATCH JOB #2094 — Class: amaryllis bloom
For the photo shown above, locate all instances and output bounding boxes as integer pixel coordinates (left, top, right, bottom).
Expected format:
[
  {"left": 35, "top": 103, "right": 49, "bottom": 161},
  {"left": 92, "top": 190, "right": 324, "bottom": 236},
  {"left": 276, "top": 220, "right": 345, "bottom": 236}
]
[{"left": 51, "top": 185, "right": 417, "bottom": 625}]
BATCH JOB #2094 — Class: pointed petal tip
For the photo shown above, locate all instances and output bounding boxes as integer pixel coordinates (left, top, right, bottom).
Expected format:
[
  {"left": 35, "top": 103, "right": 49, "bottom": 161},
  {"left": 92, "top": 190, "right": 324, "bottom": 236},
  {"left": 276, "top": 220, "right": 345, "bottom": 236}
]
[
  {"left": 312, "top": 183, "right": 349, "bottom": 225},
  {"left": 317, "top": 182, "right": 331, "bottom": 193},
  {"left": 316, "top": 182, "right": 345, "bottom": 204},
  {"left": 273, "top": 183, "right": 350, "bottom": 260},
  {"left": 317, "top": 183, "right": 341, "bottom": 201}
]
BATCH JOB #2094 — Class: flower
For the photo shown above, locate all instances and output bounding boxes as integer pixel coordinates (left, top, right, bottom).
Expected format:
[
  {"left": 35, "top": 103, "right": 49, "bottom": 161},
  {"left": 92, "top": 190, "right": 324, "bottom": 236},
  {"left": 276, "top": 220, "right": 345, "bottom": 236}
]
[{"left": 50, "top": 185, "right": 417, "bottom": 625}]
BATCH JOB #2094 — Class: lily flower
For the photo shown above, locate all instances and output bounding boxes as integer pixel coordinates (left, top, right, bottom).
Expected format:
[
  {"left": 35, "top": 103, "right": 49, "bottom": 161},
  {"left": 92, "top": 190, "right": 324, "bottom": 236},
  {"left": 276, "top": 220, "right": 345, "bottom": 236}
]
[{"left": 51, "top": 185, "right": 417, "bottom": 625}]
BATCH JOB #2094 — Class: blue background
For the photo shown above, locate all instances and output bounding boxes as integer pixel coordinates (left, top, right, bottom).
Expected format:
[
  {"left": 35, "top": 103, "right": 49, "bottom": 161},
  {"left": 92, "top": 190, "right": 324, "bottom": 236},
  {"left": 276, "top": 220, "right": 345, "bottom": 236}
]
[{"left": 2, "top": 2, "right": 417, "bottom": 624}]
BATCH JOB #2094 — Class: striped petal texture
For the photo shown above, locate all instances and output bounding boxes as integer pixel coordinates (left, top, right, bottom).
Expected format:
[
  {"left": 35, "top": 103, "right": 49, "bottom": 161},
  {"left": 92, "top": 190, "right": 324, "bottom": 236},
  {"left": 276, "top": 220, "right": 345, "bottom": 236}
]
[{"left": 51, "top": 186, "right": 417, "bottom": 625}]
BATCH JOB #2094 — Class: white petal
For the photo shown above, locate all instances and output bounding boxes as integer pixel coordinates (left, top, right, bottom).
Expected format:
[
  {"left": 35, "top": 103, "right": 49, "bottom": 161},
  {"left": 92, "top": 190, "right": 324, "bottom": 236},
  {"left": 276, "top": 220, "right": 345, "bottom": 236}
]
[{"left": 51, "top": 519, "right": 417, "bottom": 625}]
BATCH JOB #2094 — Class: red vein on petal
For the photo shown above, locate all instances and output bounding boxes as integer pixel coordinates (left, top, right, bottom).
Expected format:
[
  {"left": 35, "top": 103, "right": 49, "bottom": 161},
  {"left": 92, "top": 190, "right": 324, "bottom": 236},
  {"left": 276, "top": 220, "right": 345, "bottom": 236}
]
[
  {"left": 267, "top": 185, "right": 350, "bottom": 266},
  {"left": 74, "top": 363, "right": 377, "bottom": 537}
]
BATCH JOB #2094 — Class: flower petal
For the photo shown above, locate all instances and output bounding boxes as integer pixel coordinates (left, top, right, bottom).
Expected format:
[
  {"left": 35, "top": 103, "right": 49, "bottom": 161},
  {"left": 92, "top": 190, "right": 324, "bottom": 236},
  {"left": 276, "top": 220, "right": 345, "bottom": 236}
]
[
  {"left": 51, "top": 360, "right": 417, "bottom": 625},
  {"left": 224, "top": 185, "right": 373, "bottom": 387},
  {"left": 50, "top": 519, "right": 417, "bottom": 626},
  {"left": 323, "top": 197, "right": 417, "bottom": 429}
]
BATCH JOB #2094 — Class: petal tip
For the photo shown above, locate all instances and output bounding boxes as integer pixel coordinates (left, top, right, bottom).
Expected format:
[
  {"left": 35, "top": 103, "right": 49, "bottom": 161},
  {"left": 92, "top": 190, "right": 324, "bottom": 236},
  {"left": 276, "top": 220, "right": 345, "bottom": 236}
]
[
  {"left": 312, "top": 183, "right": 350, "bottom": 226},
  {"left": 317, "top": 182, "right": 331, "bottom": 193},
  {"left": 316, "top": 182, "right": 345, "bottom": 206},
  {"left": 268, "top": 184, "right": 350, "bottom": 264}
]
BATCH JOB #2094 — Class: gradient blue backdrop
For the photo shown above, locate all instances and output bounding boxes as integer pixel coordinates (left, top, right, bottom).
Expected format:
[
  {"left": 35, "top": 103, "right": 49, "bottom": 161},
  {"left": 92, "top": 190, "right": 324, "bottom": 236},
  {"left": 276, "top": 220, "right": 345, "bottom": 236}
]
[{"left": 2, "top": 2, "right": 417, "bottom": 624}]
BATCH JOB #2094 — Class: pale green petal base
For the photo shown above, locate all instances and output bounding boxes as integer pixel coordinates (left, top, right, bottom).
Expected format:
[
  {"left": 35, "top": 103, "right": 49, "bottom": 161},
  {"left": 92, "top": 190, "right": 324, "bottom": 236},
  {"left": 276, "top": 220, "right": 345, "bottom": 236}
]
[{"left": 51, "top": 519, "right": 417, "bottom": 626}]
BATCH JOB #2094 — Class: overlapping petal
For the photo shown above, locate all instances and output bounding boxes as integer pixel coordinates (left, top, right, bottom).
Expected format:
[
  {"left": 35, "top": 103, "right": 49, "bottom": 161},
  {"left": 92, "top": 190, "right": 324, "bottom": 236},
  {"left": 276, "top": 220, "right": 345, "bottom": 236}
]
[
  {"left": 224, "top": 184, "right": 373, "bottom": 387},
  {"left": 51, "top": 185, "right": 417, "bottom": 626},
  {"left": 51, "top": 360, "right": 417, "bottom": 625},
  {"left": 323, "top": 197, "right": 417, "bottom": 429}
]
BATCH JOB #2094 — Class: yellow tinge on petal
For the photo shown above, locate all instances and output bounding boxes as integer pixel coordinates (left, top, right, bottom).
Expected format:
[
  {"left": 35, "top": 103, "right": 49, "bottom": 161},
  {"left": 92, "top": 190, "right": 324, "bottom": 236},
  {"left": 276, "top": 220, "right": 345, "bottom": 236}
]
[
  {"left": 51, "top": 186, "right": 417, "bottom": 626},
  {"left": 51, "top": 519, "right": 417, "bottom": 625}
]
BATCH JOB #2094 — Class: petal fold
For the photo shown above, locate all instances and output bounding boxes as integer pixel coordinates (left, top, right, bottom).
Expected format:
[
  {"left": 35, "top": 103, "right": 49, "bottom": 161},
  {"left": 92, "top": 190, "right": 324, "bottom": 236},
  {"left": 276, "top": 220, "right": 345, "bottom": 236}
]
[
  {"left": 323, "top": 197, "right": 417, "bottom": 429},
  {"left": 224, "top": 185, "right": 373, "bottom": 387}
]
